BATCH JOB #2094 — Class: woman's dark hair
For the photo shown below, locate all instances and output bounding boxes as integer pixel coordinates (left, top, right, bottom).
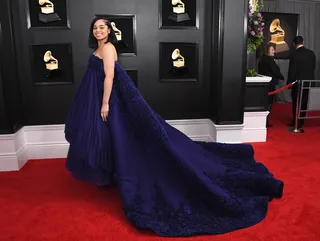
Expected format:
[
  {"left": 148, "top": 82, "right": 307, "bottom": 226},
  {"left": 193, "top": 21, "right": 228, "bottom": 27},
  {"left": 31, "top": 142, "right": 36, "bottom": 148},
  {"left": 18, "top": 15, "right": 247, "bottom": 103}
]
[
  {"left": 88, "top": 16, "right": 118, "bottom": 49},
  {"left": 263, "top": 44, "right": 275, "bottom": 56}
]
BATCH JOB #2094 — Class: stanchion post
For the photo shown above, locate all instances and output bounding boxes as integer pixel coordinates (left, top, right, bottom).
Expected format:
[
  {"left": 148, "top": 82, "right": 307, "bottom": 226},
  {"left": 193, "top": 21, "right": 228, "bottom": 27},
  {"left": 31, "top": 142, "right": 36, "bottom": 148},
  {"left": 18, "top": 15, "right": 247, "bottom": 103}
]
[{"left": 288, "top": 79, "right": 304, "bottom": 133}]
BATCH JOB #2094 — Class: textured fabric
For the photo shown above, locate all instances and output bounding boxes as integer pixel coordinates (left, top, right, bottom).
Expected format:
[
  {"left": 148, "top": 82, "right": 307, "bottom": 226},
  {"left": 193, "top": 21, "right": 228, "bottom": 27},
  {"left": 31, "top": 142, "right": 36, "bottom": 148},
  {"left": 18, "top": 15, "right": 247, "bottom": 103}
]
[{"left": 64, "top": 54, "right": 284, "bottom": 237}]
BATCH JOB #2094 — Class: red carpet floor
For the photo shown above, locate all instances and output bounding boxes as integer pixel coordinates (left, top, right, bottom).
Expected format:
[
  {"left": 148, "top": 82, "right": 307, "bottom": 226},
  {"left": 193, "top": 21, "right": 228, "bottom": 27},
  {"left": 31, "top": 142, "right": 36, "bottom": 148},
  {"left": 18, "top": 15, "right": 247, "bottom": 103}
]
[{"left": 1, "top": 103, "right": 320, "bottom": 241}]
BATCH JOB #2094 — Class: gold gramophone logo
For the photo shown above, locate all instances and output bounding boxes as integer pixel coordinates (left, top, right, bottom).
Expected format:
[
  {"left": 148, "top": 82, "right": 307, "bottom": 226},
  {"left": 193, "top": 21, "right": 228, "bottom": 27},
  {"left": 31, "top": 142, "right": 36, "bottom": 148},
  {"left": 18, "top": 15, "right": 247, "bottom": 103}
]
[
  {"left": 44, "top": 50, "right": 58, "bottom": 70},
  {"left": 172, "top": 0, "right": 186, "bottom": 14},
  {"left": 38, "top": 0, "right": 61, "bottom": 23},
  {"left": 269, "top": 19, "right": 286, "bottom": 44},
  {"left": 172, "top": 49, "right": 185, "bottom": 68},
  {"left": 111, "top": 22, "right": 122, "bottom": 41},
  {"left": 39, "top": 0, "right": 55, "bottom": 14},
  {"left": 168, "top": 0, "right": 190, "bottom": 22},
  {"left": 268, "top": 18, "right": 289, "bottom": 53}
]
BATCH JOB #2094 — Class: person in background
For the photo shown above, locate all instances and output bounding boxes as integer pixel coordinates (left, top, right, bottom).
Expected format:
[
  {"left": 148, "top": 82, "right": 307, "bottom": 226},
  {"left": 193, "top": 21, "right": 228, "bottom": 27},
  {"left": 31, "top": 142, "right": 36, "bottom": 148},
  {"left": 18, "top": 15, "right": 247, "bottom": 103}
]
[
  {"left": 287, "top": 36, "right": 316, "bottom": 128},
  {"left": 258, "top": 44, "right": 284, "bottom": 127}
]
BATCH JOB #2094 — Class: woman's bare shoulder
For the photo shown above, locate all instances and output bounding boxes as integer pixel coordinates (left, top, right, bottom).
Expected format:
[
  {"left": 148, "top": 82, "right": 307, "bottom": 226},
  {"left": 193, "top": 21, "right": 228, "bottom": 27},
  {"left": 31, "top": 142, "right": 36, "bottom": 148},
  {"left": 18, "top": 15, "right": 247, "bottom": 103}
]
[{"left": 102, "top": 42, "right": 117, "bottom": 61}]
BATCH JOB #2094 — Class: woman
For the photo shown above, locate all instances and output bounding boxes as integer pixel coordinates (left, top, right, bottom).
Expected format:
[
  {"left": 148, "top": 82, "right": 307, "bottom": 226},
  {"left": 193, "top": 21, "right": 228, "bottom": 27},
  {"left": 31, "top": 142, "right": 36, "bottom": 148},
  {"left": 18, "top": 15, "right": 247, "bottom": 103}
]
[
  {"left": 258, "top": 44, "right": 284, "bottom": 127},
  {"left": 65, "top": 17, "right": 284, "bottom": 237}
]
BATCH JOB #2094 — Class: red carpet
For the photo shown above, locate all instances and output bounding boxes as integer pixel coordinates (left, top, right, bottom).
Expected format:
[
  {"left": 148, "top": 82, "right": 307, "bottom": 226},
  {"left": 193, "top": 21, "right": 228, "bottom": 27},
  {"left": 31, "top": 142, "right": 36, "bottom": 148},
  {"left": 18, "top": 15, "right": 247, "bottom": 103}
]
[{"left": 1, "top": 103, "right": 320, "bottom": 241}]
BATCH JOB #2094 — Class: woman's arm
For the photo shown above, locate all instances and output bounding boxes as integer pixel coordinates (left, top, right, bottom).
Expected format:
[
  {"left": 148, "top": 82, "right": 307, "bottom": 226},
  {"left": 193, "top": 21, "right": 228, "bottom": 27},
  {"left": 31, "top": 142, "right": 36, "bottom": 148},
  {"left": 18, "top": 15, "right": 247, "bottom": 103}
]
[
  {"left": 100, "top": 43, "right": 116, "bottom": 121},
  {"left": 101, "top": 43, "right": 116, "bottom": 105},
  {"left": 270, "top": 59, "right": 284, "bottom": 80}
]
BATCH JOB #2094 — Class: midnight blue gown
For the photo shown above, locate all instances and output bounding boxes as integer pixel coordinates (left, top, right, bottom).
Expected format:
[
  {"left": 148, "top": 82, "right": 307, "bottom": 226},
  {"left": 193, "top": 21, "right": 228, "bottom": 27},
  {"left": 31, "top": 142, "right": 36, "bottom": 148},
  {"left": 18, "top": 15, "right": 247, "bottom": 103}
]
[{"left": 65, "top": 54, "right": 283, "bottom": 237}]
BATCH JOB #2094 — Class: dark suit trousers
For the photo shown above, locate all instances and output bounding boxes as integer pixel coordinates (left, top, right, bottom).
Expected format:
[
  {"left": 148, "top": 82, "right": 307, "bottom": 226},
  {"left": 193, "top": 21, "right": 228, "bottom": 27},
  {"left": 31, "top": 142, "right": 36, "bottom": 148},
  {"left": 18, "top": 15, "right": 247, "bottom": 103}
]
[
  {"left": 267, "top": 83, "right": 276, "bottom": 124},
  {"left": 291, "top": 83, "right": 309, "bottom": 125}
]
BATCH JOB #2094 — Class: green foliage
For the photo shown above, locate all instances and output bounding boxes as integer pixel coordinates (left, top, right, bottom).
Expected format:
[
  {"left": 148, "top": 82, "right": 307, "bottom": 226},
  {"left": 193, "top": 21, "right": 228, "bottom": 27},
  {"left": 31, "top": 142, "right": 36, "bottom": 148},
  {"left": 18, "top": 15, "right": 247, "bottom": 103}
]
[{"left": 246, "top": 69, "right": 258, "bottom": 77}]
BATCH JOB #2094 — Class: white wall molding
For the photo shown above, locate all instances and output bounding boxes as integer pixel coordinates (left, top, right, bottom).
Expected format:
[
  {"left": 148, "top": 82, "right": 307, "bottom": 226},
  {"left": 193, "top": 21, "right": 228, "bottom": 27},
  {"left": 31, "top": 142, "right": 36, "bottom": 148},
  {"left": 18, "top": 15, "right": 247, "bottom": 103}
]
[
  {"left": 246, "top": 75, "right": 272, "bottom": 83},
  {"left": 0, "top": 112, "right": 269, "bottom": 172},
  {"left": 213, "top": 123, "right": 244, "bottom": 143},
  {"left": 242, "top": 111, "right": 269, "bottom": 143},
  {"left": 166, "top": 119, "right": 215, "bottom": 142}
]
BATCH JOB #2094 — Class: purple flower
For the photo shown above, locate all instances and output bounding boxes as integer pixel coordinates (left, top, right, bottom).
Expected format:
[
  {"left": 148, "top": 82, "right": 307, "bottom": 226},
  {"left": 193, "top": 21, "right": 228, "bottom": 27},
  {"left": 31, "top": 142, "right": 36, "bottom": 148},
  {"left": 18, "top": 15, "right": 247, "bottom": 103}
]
[
  {"left": 254, "top": 21, "right": 258, "bottom": 25},
  {"left": 251, "top": 31, "right": 255, "bottom": 36},
  {"left": 261, "top": 22, "right": 265, "bottom": 26},
  {"left": 249, "top": 13, "right": 253, "bottom": 18},
  {"left": 257, "top": 13, "right": 262, "bottom": 18},
  {"left": 249, "top": 5, "right": 252, "bottom": 10},
  {"left": 260, "top": 31, "right": 263, "bottom": 35}
]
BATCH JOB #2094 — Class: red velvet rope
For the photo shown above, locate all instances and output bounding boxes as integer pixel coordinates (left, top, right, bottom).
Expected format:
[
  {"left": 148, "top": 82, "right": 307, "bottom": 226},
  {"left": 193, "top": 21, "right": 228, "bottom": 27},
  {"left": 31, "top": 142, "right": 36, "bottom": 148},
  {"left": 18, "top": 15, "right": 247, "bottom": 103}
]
[{"left": 268, "top": 81, "right": 297, "bottom": 96}]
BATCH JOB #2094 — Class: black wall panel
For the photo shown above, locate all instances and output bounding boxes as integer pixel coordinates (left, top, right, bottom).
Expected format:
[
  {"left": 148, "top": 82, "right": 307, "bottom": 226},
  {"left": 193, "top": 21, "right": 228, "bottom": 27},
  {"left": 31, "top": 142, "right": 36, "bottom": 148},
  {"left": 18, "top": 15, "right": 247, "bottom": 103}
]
[{"left": 0, "top": 0, "right": 249, "bottom": 133}]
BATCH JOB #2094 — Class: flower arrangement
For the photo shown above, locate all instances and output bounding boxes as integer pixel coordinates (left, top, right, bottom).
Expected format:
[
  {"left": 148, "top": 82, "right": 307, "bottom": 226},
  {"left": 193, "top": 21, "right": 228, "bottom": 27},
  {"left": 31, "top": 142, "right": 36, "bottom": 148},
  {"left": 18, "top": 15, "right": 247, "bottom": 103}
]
[{"left": 247, "top": 0, "right": 265, "bottom": 53}]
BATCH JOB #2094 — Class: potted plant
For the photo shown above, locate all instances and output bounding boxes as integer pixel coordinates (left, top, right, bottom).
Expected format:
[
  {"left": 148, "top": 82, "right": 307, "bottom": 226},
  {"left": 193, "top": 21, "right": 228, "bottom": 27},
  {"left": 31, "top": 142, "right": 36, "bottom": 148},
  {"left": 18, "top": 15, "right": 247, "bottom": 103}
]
[{"left": 246, "top": 68, "right": 271, "bottom": 83}]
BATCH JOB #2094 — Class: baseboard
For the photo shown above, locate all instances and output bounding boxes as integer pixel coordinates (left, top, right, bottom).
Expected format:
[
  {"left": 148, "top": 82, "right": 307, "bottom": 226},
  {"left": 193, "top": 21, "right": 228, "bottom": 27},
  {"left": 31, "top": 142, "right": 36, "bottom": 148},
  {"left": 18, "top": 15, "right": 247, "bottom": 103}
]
[
  {"left": 0, "top": 113, "right": 268, "bottom": 172},
  {"left": 0, "top": 154, "right": 19, "bottom": 171},
  {"left": 243, "top": 111, "right": 269, "bottom": 142},
  {"left": 166, "top": 119, "right": 214, "bottom": 141},
  {"left": 26, "top": 142, "right": 69, "bottom": 160},
  {"left": 214, "top": 124, "right": 244, "bottom": 143}
]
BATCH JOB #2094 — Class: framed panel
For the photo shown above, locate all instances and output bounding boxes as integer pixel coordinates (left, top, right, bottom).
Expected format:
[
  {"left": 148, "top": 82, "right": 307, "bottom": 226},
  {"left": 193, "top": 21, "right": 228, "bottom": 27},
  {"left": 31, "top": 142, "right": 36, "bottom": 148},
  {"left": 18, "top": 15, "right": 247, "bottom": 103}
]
[
  {"left": 125, "top": 69, "right": 138, "bottom": 87},
  {"left": 29, "top": 43, "right": 74, "bottom": 86},
  {"left": 159, "top": 42, "right": 198, "bottom": 82},
  {"left": 26, "top": 0, "right": 71, "bottom": 30},
  {"left": 261, "top": 12, "right": 299, "bottom": 59},
  {"left": 244, "top": 82, "right": 269, "bottom": 112},
  {"left": 159, "top": 0, "right": 199, "bottom": 29},
  {"left": 95, "top": 14, "right": 137, "bottom": 56}
]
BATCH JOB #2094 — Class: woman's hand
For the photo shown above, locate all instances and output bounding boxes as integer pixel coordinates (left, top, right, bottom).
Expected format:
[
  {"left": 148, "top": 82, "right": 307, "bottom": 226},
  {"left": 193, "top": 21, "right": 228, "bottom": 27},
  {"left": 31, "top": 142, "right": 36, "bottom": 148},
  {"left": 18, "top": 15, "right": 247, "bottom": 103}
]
[{"left": 101, "top": 103, "right": 109, "bottom": 121}]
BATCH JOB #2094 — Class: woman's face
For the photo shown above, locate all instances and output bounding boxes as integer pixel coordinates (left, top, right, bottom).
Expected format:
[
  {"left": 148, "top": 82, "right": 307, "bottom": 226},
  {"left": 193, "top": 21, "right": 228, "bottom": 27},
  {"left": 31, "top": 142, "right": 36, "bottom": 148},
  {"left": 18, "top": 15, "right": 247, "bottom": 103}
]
[
  {"left": 93, "top": 19, "right": 110, "bottom": 41},
  {"left": 268, "top": 46, "right": 275, "bottom": 56}
]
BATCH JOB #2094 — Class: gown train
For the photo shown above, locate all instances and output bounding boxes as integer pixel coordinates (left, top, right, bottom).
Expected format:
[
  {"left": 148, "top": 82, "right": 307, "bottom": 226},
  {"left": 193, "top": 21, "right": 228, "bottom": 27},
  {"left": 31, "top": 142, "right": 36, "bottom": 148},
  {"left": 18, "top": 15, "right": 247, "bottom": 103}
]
[{"left": 65, "top": 54, "right": 283, "bottom": 237}]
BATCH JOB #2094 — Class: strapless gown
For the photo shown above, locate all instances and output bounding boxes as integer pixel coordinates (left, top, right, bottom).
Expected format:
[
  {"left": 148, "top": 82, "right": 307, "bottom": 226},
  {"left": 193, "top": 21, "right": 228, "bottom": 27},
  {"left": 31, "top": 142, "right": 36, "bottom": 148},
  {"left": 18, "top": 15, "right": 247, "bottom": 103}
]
[{"left": 64, "top": 54, "right": 283, "bottom": 237}]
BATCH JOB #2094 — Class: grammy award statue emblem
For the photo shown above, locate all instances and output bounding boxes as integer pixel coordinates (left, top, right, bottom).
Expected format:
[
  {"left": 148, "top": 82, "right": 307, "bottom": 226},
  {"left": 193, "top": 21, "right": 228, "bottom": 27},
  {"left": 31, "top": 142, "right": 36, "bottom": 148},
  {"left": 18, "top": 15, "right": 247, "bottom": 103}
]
[
  {"left": 38, "top": 0, "right": 61, "bottom": 23},
  {"left": 168, "top": 0, "right": 190, "bottom": 22},
  {"left": 111, "top": 22, "right": 128, "bottom": 50},
  {"left": 169, "top": 48, "right": 189, "bottom": 76},
  {"left": 269, "top": 19, "right": 289, "bottom": 53},
  {"left": 43, "top": 50, "right": 62, "bottom": 78}
]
